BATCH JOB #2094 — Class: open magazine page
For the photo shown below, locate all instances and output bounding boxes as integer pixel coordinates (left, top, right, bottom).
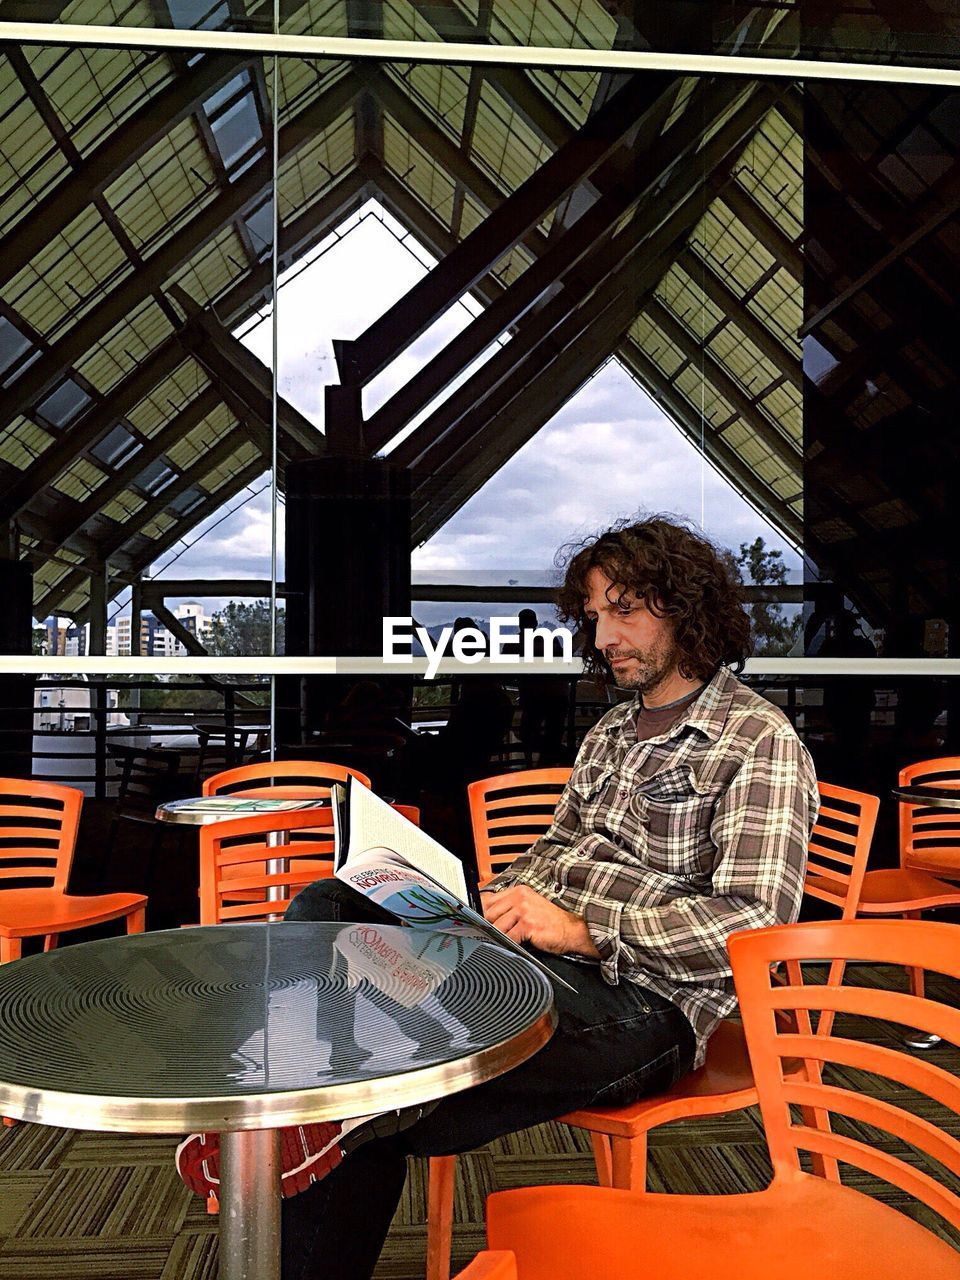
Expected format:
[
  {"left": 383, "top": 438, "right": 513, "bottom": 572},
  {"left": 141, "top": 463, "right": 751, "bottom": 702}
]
[
  {"left": 335, "top": 847, "right": 575, "bottom": 992},
  {"left": 338, "top": 778, "right": 472, "bottom": 903}
]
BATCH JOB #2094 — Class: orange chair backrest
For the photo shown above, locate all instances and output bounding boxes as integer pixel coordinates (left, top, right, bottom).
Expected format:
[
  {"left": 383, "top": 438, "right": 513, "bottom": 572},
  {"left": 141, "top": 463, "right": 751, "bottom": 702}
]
[
  {"left": 804, "top": 781, "right": 878, "bottom": 919},
  {"left": 199, "top": 803, "right": 422, "bottom": 923},
  {"left": 468, "top": 768, "right": 572, "bottom": 884},
  {"left": 0, "top": 778, "right": 83, "bottom": 894},
  {"left": 897, "top": 756, "right": 960, "bottom": 875},
  {"left": 200, "top": 807, "right": 345, "bottom": 923},
  {"left": 202, "top": 760, "right": 372, "bottom": 797},
  {"left": 730, "top": 918, "right": 960, "bottom": 1231}
]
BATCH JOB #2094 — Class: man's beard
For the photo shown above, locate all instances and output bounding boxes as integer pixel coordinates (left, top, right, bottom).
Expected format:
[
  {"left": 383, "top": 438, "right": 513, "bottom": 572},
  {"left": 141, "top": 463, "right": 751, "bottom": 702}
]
[{"left": 604, "top": 643, "right": 678, "bottom": 694}]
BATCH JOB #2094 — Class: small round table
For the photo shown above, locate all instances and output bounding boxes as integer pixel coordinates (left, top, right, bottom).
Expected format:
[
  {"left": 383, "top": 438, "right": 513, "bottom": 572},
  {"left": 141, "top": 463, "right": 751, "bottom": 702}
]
[
  {"left": 892, "top": 784, "right": 960, "bottom": 811},
  {"left": 157, "top": 795, "right": 332, "bottom": 905},
  {"left": 155, "top": 795, "right": 331, "bottom": 826},
  {"left": 0, "top": 922, "right": 554, "bottom": 1280}
]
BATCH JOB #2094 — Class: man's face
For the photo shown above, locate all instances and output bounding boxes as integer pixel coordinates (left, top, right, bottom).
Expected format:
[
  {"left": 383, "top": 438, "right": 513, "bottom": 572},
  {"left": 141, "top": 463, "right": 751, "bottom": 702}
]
[{"left": 583, "top": 566, "right": 680, "bottom": 694}]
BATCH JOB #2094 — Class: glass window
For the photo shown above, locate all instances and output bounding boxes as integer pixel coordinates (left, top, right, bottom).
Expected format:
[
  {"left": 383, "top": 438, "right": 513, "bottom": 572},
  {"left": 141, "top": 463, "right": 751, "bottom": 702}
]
[
  {"left": 134, "top": 458, "right": 178, "bottom": 497},
  {"left": 209, "top": 93, "right": 263, "bottom": 173},
  {"left": 244, "top": 200, "right": 274, "bottom": 259},
  {"left": 167, "top": 486, "right": 206, "bottom": 516},
  {"left": 35, "top": 379, "right": 92, "bottom": 430},
  {"left": 0, "top": 315, "right": 34, "bottom": 379},
  {"left": 167, "top": 0, "right": 231, "bottom": 30},
  {"left": 90, "top": 424, "right": 142, "bottom": 470},
  {"left": 204, "top": 72, "right": 251, "bottom": 117}
]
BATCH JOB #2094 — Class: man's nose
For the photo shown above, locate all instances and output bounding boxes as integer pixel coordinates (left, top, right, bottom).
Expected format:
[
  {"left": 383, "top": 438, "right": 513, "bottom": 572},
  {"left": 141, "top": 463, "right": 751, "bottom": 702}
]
[{"left": 594, "top": 613, "right": 621, "bottom": 650}]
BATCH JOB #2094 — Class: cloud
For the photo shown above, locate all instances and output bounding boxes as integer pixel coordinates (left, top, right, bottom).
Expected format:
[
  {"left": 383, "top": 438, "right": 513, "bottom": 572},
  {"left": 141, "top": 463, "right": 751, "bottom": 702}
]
[{"left": 415, "top": 360, "right": 799, "bottom": 576}]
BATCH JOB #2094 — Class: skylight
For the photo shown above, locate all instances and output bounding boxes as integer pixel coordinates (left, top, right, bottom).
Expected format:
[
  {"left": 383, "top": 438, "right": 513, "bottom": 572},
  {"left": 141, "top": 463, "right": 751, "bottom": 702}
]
[{"left": 35, "top": 378, "right": 92, "bottom": 430}]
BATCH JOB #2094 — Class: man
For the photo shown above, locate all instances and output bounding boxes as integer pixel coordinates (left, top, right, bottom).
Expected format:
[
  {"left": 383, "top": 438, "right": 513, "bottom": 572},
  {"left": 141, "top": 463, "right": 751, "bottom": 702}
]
[{"left": 177, "top": 516, "right": 818, "bottom": 1280}]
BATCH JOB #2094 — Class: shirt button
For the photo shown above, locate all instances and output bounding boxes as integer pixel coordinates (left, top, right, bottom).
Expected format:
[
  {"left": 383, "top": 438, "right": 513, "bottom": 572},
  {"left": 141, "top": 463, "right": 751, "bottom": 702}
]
[{"left": 618, "top": 789, "right": 628, "bottom": 798}]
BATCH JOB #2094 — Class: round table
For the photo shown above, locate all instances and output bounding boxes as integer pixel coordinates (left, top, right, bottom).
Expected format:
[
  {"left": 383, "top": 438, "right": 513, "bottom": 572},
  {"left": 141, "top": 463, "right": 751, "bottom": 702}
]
[
  {"left": 155, "top": 794, "right": 331, "bottom": 825},
  {"left": 0, "top": 922, "right": 554, "bottom": 1280},
  {"left": 156, "top": 795, "right": 332, "bottom": 906},
  {"left": 892, "top": 784, "right": 960, "bottom": 811}
]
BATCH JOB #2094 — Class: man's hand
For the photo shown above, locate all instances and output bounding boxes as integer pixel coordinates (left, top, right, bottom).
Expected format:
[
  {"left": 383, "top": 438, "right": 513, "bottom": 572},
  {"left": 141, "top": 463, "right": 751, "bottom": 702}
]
[{"left": 481, "top": 885, "right": 600, "bottom": 958}]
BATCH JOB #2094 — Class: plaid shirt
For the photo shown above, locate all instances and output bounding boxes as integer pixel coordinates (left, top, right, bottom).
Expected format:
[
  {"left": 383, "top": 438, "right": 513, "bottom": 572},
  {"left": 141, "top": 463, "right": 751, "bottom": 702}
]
[{"left": 491, "top": 666, "right": 818, "bottom": 1066}]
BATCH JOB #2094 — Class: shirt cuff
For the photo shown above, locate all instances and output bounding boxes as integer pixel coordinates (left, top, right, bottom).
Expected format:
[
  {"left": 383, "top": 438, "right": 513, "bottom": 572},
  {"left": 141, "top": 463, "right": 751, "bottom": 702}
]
[
  {"left": 482, "top": 872, "right": 516, "bottom": 892},
  {"left": 581, "top": 900, "right": 625, "bottom": 985}
]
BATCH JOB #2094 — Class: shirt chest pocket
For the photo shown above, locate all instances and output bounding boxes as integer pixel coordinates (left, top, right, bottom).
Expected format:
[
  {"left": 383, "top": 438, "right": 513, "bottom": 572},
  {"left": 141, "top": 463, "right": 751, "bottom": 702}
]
[
  {"left": 570, "top": 765, "right": 618, "bottom": 827},
  {"left": 630, "top": 767, "right": 717, "bottom": 877}
]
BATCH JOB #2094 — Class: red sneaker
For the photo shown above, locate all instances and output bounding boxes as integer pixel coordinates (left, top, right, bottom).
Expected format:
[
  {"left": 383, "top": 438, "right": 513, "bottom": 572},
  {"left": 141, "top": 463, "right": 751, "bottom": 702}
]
[
  {"left": 175, "top": 1117, "right": 370, "bottom": 1204},
  {"left": 175, "top": 1106, "right": 433, "bottom": 1207}
]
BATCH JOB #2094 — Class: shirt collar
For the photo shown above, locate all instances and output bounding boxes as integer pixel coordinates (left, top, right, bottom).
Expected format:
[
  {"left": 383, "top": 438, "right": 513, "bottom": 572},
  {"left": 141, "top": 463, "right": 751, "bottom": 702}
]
[
  {"left": 679, "top": 666, "right": 739, "bottom": 743},
  {"left": 606, "top": 665, "right": 739, "bottom": 746}
]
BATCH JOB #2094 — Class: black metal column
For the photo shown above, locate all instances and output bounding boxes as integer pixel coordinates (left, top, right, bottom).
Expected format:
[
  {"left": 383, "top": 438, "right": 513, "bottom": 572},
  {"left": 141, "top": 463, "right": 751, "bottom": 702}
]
[
  {"left": 0, "top": 559, "right": 34, "bottom": 778},
  {"left": 281, "top": 454, "right": 411, "bottom": 743}
]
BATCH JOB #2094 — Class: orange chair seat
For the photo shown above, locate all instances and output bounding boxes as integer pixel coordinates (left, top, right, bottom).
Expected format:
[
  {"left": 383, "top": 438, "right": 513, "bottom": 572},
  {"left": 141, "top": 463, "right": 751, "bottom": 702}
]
[
  {"left": 0, "top": 889, "right": 148, "bottom": 938},
  {"left": 809, "top": 868, "right": 960, "bottom": 912},
  {"left": 905, "top": 853, "right": 960, "bottom": 877},
  {"left": 560, "top": 1020, "right": 759, "bottom": 1136},
  {"left": 467, "top": 1178, "right": 960, "bottom": 1280}
]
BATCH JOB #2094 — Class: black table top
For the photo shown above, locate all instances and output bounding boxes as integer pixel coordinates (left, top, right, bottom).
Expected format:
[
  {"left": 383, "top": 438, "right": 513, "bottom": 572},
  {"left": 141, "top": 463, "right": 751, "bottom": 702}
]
[{"left": 0, "top": 923, "right": 555, "bottom": 1134}]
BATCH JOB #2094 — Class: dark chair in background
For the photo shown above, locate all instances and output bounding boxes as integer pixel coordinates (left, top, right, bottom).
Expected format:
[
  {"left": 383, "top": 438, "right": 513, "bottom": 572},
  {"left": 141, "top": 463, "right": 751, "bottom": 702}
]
[{"left": 101, "top": 745, "right": 185, "bottom": 895}]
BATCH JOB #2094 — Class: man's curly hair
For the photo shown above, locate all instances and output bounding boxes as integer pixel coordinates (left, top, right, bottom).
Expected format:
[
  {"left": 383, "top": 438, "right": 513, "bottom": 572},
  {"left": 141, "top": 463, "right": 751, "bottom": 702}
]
[{"left": 557, "top": 516, "right": 752, "bottom": 682}]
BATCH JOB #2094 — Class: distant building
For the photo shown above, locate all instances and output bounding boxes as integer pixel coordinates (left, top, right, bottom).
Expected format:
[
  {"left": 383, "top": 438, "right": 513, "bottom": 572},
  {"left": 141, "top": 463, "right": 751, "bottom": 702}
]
[
  {"left": 41, "top": 618, "right": 86, "bottom": 656},
  {"left": 87, "top": 602, "right": 216, "bottom": 658}
]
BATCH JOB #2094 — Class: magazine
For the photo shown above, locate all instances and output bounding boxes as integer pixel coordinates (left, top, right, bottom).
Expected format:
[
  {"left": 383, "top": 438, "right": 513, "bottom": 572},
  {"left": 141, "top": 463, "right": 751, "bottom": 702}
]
[
  {"left": 163, "top": 796, "right": 328, "bottom": 816},
  {"left": 332, "top": 778, "right": 575, "bottom": 993},
  {"left": 332, "top": 777, "right": 475, "bottom": 904}
]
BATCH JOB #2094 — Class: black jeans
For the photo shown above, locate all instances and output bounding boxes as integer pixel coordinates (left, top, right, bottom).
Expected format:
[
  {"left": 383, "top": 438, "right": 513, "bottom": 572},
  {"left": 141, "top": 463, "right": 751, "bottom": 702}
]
[{"left": 281, "top": 880, "right": 696, "bottom": 1280}]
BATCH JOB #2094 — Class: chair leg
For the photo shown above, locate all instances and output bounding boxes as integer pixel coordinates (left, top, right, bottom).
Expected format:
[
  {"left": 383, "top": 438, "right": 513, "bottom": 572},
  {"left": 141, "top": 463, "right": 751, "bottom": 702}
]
[
  {"left": 0, "top": 938, "right": 22, "bottom": 963},
  {"left": 127, "top": 907, "right": 146, "bottom": 935},
  {"left": 901, "top": 910, "right": 940, "bottom": 1049},
  {"left": 588, "top": 1132, "right": 613, "bottom": 1187},
  {"left": 42, "top": 934, "right": 59, "bottom": 953},
  {"left": 1, "top": 936, "right": 22, "bottom": 1124},
  {"left": 609, "top": 1133, "right": 648, "bottom": 1191},
  {"left": 426, "top": 1154, "right": 456, "bottom": 1280}
]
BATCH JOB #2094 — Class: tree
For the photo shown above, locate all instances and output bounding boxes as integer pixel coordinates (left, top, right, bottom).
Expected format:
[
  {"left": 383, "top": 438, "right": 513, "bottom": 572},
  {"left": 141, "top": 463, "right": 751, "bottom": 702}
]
[
  {"left": 736, "top": 537, "right": 802, "bottom": 657},
  {"left": 206, "top": 601, "right": 285, "bottom": 656},
  {"left": 32, "top": 626, "right": 47, "bottom": 655}
]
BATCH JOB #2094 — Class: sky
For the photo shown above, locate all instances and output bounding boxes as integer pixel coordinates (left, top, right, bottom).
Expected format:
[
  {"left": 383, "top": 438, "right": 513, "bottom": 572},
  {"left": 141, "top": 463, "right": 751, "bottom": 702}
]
[{"left": 137, "top": 198, "right": 800, "bottom": 621}]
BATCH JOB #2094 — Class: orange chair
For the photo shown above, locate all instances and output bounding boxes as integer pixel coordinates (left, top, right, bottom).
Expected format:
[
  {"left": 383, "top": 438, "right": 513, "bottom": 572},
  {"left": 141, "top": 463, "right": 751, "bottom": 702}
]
[
  {"left": 468, "top": 769, "right": 572, "bottom": 885},
  {"left": 810, "top": 758, "right": 960, "bottom": 1006},
  {"left": 0, "top": 778, "right": 147, "bottom": 963},
  {"left": 202, "top": 759, "right": 372, "bottom": 798},
  {"left": 452, "top": 919, "right": 960, "bottom": 1280},
  {"left": 426, "top": 779, "right": 879, "bottom": 1280},
  {"left": 202, "top": 760, "right": 374, "bottom": 890},
  {"left": 198, "top": 802, "right": 421, "bottom": 923},
  {"left": 198, "top": 807, "right": 350, "bottom": 924},
  {"left": 898, "top": 755, "right": 960, "bottom": 876}
]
